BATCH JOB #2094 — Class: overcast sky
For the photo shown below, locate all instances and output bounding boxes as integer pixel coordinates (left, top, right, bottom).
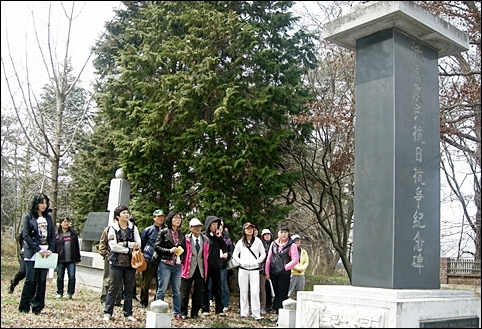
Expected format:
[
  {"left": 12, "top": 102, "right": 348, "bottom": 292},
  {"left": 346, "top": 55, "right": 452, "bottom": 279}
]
[{"left": 1, "top": 1, "right": 122, "bottom": 99}]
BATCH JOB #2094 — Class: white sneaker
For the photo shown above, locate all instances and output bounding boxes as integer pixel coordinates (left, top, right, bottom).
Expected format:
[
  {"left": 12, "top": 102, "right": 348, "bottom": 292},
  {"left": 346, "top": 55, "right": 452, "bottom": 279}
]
[
  {"left": 223, "top": 307, "right": 229, "bottom": 313},
  {"left": 260, "top": 308, "right": 266, "bottom": 315},
  {"left": 55, "top": 294, "right": 62, "bottom": 299},
  {"left": 124, "top": 316, "right": 137, "bottom": 322},
  {"left": 103, "top": 314, "right": 111, "bottom": 322},
  {"left": 202, "top": 312, "right": 210, "bottom": 317}
]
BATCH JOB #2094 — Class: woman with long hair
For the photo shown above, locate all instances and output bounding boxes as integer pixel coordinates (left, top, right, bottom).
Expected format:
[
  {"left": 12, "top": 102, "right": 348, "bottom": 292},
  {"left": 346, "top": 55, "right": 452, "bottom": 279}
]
[
  {"left": 232, "top": 222, "right": 266, "bottom": 320},
  {"left": 18, "top": 193, "right": 56, "bottom": 315}
]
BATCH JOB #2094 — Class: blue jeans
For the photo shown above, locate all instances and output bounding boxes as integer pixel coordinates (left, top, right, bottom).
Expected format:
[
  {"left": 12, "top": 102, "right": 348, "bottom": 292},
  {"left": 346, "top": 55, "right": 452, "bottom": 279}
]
[
  {"left": 208, "top": 268, "right": 229, "bottom": 308},
  {"left": 18, "top": 261, "right": 48, "bottom": 314},
  {"left": 56, "top": 262, "right": 76, "bottom": 296},
  {"left": 155, "top": 261, "right": 182, "bottom": 315}
]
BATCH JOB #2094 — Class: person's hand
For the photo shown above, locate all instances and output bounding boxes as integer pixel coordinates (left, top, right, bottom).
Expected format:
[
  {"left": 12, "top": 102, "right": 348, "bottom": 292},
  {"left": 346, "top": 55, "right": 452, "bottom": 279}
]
[
  {"left": 170, "top": 247, "right": 177, "bottom": 253},
  {"left": 133, "top": 242, "right": 139, "bottom": 250},
  {"left": 266, "top": 274, "right": 270, "bottom": 280},
  {"left": 41, "top": 250, "right": 52, "bottom": 258},
  {"left": 221, "top": 253, "right": 228, "bottom": 259}
]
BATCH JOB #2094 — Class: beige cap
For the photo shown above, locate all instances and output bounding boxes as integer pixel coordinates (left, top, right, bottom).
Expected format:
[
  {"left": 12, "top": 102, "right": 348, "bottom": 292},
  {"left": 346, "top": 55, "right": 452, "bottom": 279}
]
[{"left": 189, "top": 218, "right": 203, "bottom": 227}]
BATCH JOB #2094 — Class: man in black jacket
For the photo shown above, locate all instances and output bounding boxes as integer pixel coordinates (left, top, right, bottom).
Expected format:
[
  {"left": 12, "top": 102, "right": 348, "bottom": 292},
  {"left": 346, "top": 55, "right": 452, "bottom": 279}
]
[{"left": 139, "top": 209, "right": 165, "bottom": 308}]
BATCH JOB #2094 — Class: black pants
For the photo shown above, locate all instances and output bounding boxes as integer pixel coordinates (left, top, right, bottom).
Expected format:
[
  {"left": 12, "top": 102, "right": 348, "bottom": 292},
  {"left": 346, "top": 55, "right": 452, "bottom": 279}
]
[
  {"left": 180, "top": 266, "right": 204, "bottom": 317},
  {"left": 270, "top": 273, "right": 290, "bottom": 314},
  {"left": 12, "top": 255, "right": 26, "bottom": 286},
  {"left": 202, "top": 267, "right": 223, "bottom": 313},
  {"left": 18, "top": 262, "right": 48, "bottom": 314},
  {"left": 140, "top": 261, "right": 158, "bottom": 306}
]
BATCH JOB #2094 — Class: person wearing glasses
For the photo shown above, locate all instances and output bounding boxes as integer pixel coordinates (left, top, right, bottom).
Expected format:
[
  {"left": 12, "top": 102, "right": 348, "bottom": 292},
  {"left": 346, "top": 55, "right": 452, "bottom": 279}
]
[{"left": 154, "top": 210, "right": 186, "bottom": 320}]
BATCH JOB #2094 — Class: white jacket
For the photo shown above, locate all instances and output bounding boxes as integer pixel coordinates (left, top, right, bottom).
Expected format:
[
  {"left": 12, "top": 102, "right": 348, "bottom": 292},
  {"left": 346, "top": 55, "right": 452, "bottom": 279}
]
[{"left": 232, "top": 237, "right": 266, "bottom": 270}]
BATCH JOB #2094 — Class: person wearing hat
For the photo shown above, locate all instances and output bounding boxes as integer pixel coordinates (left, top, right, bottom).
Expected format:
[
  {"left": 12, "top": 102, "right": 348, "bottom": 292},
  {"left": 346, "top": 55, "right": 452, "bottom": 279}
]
[
  {"left": 265, "top": 224, "right": 299, "bottom": 323},
  {"left": 287, "top": 234, "right": 309, "bottom": 300},
  {"left": 232, "top": 222, "right": 266, "bottom": 321},
  {"left": 179, "top": 218, "right": 209, "bottom": 319},
  {"left": 54, "top": 217, "right": 81, "bottom": 299},
  {"left": 259, "top": 228, "right": 274, "bottom": 314},
  {"left": 139, "top": 209, "right": 166, "bottom": 308}
]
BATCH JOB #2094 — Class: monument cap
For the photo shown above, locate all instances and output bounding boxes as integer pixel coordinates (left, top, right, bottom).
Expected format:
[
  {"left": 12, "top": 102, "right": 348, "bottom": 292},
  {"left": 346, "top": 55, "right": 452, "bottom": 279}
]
[
  {"left": 189, "top": 218, "right": 203, "bottom": 227},
  {"left": 291, "top": 234, "right": 301, "bottom": 241},
  {"left": 153, "top": 209, "right": 165, "bottom": 216}
]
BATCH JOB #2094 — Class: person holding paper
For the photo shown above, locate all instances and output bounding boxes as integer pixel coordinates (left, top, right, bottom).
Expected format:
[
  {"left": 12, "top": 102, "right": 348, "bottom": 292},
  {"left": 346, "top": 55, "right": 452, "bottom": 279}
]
[
  {"left": 153, "top": 210, "right": 186, "bottom": 320},
  {"left": 18, "top": 193, "right": 56, "bottom": 315}
]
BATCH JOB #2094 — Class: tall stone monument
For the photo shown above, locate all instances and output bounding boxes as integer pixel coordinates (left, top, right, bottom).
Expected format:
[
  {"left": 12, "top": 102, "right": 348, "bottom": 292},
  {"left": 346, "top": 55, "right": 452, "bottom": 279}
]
[
  {"left": 76, "top": 168, "right": 131, "bottom": 289},
  {"left": 107, "top": 168, "right": 131, "bottom": 226},
  {"left": 295, "top": 2, "right": 480, "bottom": 328}
]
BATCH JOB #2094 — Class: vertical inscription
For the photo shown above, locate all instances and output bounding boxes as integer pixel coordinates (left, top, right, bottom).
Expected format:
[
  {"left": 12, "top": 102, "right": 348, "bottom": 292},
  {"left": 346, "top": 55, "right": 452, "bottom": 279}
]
[{"left": 411, "top": 42, "right": 425, "bottom": 274}]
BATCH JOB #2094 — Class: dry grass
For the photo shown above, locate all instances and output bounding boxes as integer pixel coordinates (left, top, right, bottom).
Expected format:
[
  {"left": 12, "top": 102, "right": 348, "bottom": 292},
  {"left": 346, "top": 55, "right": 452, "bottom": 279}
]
[{"left": 1, "top": 234, "right": 349, "bottom": 328}]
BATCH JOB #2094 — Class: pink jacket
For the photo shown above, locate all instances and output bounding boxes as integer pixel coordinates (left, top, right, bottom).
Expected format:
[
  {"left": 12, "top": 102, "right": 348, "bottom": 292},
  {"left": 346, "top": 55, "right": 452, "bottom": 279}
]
[{"left": 181, "top": 233, "right": 210, "bottom": 281}]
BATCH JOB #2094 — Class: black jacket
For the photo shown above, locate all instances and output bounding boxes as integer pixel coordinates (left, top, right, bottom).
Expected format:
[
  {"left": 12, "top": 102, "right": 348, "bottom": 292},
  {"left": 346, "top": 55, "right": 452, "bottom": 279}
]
[
  {"left": 154, "top": 227, "right": 186, "bottom": 263},
  {"left": 22, "top": 213, "right": 56, "bottom": 259},
  {"left": 55, "top": 228, "right": 81, "bottom": 263},
  {"left": 204, "top": 216, "right": 227, "bottom": 270}
]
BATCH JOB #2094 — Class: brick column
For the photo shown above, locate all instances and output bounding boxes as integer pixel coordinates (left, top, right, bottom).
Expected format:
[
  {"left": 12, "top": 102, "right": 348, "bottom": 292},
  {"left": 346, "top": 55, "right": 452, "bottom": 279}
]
[{"left": 440, "top": 257, "right": 449, "bottom": 284}]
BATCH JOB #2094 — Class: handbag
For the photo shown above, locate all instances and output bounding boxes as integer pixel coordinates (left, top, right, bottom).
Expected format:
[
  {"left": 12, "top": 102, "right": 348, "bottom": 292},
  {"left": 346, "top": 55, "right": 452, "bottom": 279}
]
[
  {"left": 131, "top": 248, "right": 147, "bottom": 272},
  {"left": 226, "top": 257, "right": 240, "bottom": 270},
  {"left": 34, "top": 252, "right": 58, "bottom": 269}
]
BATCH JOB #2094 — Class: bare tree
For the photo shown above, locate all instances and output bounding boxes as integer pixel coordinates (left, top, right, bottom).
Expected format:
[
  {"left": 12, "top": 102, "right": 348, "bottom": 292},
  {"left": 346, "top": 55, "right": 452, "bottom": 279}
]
[
  {"left": 281, "top": 1, "right": 358, "bottom": 280},
  {"left": 416, "top": 1, "right": 481, "bottom": 260},
  {"left": 1, "top": 1, "right": 96, "bottom": 222}
]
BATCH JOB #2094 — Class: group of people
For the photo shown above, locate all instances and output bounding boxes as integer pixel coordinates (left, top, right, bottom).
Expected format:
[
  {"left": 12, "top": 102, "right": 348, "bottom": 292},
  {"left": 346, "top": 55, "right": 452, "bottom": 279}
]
[
  {"left": 14, "top": 193, "right": 81, "bottom": 316},
  {"left": 232, "top": 222, "right": 310, "bottom": 322},
  {"left": 12, "top": 193, "right": 309, "bottom": 324}
]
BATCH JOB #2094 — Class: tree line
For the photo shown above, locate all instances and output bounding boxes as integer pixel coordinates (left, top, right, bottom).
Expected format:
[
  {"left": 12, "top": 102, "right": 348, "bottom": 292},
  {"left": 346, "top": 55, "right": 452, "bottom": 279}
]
[{"left": 1, "top": 1, "right": 480, "bottom": 281}]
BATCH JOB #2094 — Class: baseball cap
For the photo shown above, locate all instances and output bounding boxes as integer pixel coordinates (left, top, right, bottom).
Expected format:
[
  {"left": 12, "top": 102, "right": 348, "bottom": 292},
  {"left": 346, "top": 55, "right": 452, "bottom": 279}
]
[
  {"left": 242, "top": 222, "right": 256, "bottom": 230},
  {"left": 153, "top": 209, "right": 165, "bottom": 216},
  {"left": 291, "top": 234, "right": 300, "bottom": 240},
  {"left": 261, "top": 229, "right": 272, "bottom": 236},
  {"left": 189, "top": 218, "right": 203, "bottom": 227}
]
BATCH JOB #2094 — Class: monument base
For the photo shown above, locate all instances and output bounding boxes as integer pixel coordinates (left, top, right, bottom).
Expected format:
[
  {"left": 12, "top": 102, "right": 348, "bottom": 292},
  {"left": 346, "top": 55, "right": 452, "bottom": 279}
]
[
  {"left": 77, "top": 251, "right": 104, "bottom": 289},
  {"left": 296, "top": 285, "right": 480, "bottom": 328}
]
